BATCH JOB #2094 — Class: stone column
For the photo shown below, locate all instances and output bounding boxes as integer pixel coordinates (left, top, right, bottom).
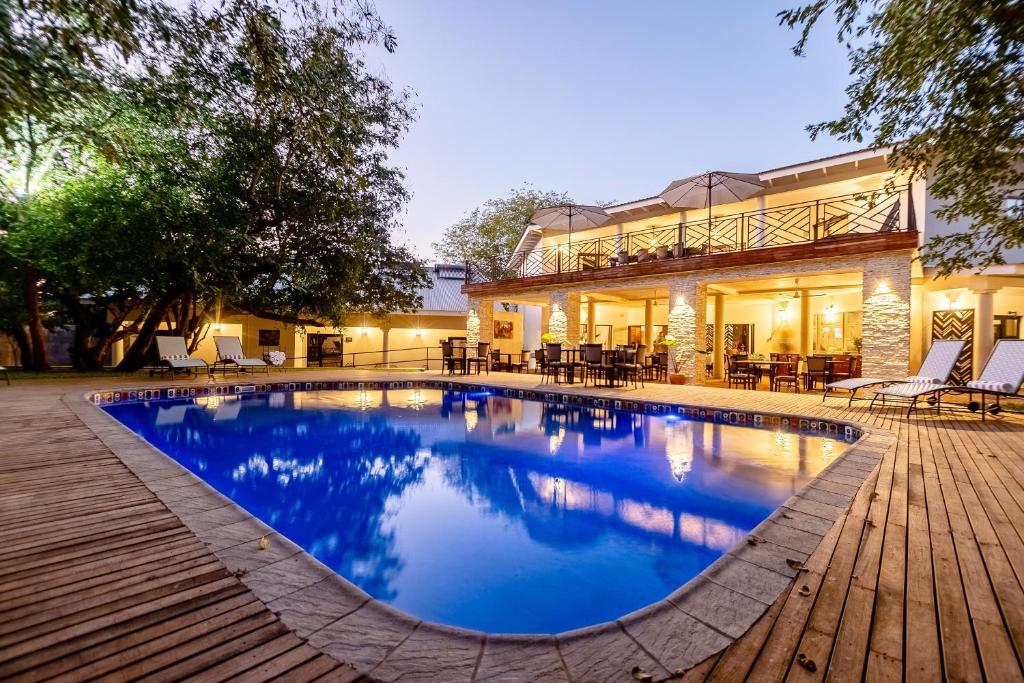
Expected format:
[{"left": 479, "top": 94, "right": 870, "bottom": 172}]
[
  {"left": 643, "top": 299, "right": 654, "bottom": 349},
  {"left": 466, "top": 297, "right": 494, "bottom": 358},
  {"left": 861, "top": 253, "right": 912, "bottom": 377},
  {"left": 586, "top": 299, "right": 597, "bottom": 343},
  {"left": 972, "top": 289, "right": 997, "bottom": 377},
  {"left": 712, "top": 293, "right": 725, "bottom": 379},
  {"left": 667, "top": 277, "right": 708, "bottom": 385},
  {"left": 548, "top": 290, "right": 581, "bottom": 346}
]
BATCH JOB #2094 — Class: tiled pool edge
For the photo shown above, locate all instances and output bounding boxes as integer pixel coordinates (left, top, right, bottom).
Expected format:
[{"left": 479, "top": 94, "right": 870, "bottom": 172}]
[{"left": 65, "top": 381, "right": 894, "bottom": 682}]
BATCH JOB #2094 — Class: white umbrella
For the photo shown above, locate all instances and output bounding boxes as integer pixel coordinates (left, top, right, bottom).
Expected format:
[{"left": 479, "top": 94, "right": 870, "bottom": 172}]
[
  {"left": 659, "top": 171, "right": 764, "bottom": 233},
  {"left": 529, "top": 204, "right": 609, "bottom": 252}
]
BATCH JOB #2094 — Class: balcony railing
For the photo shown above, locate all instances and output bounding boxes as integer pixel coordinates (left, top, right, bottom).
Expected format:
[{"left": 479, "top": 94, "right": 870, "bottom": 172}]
[{"left": 466, "top": 185, "right": 913, "bottom": 285}]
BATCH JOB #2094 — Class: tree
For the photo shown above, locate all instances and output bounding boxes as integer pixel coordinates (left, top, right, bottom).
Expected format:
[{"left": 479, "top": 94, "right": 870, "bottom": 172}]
[
  {"left": 433, "top": 185, "right": 571, "bottom": 282},
  {"left": 1, "top": 0, "right": 426, "bottom": 371},
  {"left": 105, "top": 0, "right": 427, "bottom": 370},
  {"left": 0, "top": 0, "right": 169, "bottom": 142},
  {"left": 779, "top": 0, "right": 1024, "bottom": 275}
]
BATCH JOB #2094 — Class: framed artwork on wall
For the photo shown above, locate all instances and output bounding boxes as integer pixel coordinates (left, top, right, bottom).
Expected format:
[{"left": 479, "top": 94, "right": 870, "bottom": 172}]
[{"left": 493, "top": 320, "right": 513, "bottom": 339}]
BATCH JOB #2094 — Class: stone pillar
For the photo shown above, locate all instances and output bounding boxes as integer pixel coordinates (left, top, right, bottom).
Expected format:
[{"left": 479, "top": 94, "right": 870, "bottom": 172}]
[
  {"left": 548, "top": 290, "right": 581, "bottom": 346},
  {"left": 643, "top": 299, "right": 654, "bottom": 349},
  {"left": 712, "top": 293, "right": 725, "bottom": 379},
  {"left": 586, "top": 299, "right": 597, "bottom": 343},
  {"left": 466, "top": 297, "right": 494, "bottom": 358},
  {"left": 972, "top": 289, "right": 997, "bottom": 377},
  {"left": 667, "top": 277, "right": 708, "bottom": 385},
  {"left": 861, "top": 253, "right": 912, "bottom": 377},
  {"left": 799, "top": 289, "right": 811, "bottom": 356}
]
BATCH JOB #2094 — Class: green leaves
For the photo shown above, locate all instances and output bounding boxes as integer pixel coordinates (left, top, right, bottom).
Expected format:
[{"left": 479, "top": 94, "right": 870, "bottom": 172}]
[
  {"left": 1, "top": 0, "right": 427, "bottom": 369},
  {"left": 433, "top": 185, "right": 572, "bottom": 282},
  {"left": 781, "top": 0, "right": 1024, "bottom": 275}
]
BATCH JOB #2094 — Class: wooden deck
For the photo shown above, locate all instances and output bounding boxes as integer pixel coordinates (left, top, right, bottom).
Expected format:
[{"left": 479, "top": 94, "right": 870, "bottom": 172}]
[
  {"left": 1, "top": 372, "right": 1024, "bottom": 681},
  {"left": 680, "top": 386, "right": 1024, "bottom": 682},
  {"left": 0, "top": 384, "right": 357, "bottom": 681}
]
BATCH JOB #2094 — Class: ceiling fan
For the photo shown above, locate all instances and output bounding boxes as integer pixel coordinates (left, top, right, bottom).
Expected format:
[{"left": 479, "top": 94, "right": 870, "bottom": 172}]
[{"left": 780, "top": 279, "right": 827, "bottom": 300}]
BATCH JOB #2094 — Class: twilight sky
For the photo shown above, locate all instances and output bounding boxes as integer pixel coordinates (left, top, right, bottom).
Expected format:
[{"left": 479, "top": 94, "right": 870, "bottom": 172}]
[{"left": 365, "top": 1, "right": 858, "bottom": 261}]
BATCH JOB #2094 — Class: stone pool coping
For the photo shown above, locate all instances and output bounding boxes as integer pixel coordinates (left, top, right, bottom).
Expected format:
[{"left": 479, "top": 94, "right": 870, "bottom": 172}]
[{"left": 65, "top": 378, "right": 895, "bottom": 682}]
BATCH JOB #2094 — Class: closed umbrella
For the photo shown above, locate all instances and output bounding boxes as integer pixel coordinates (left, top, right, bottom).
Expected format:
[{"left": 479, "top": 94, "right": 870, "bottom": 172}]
[{"left": 659, "top": 171, "right": 764, "bottom": 234}]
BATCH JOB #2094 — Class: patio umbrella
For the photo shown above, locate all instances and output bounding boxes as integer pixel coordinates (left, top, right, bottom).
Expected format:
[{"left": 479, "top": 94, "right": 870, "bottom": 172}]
[
  {"left": 529, "top": 204, "right": 610, "bottom": 251},
  {"left": 659, "top": 171, "right": 764, "bottom": 233}
]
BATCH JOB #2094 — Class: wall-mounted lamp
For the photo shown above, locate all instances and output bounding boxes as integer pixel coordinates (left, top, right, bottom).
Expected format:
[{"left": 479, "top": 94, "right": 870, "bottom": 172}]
[
  {"left": 413, "top": 328, "right": 423, "bottom": 337},
  {"left": 776, "top": 302, "right": 790, "bottom": 323},
  {"left": 874, "top": 282, "right": 892, "bottom": 295}
]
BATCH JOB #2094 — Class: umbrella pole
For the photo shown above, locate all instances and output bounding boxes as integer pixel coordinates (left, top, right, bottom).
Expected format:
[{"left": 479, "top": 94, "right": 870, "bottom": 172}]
[
  {"left": 707, "top": 181, "right": 712, "bottom": 251},
  {"left": 568, "top": 209, "right": 573, "bottom": 270}
]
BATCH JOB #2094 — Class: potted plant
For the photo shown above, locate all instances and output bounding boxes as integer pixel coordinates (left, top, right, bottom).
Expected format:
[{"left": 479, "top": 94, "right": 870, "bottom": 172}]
[
  {"left": 663, "top": 335, "right": 709, "bottom": 384},
  {"left": 663, "top": 335, "right": 687, "bottom": 384}
]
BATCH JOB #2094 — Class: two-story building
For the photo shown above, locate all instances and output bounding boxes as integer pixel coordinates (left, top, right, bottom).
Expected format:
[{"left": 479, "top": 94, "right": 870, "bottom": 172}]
[{"left": 462, "top": 146, "right": 1024, "bottom": 385}]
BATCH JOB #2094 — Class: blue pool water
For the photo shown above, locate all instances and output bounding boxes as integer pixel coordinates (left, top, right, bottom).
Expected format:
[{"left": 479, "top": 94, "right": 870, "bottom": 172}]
[{"left": 104, "top": 389, "right": 847, "bottom": 634}]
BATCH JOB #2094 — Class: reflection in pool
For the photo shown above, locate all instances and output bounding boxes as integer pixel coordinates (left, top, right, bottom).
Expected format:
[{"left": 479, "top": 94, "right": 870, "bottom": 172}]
[{"left": 105, "top": 389, "right": 847, "bottom": 634}]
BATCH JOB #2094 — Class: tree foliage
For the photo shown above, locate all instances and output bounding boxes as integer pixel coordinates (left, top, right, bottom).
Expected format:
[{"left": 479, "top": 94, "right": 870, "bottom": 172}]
[
  {"left": 0, "top": 0, "right": 427, "bottom": 370},
  {"left": 433, "top": 185, "right": 571, "bottom": 282},
  {"left": 779, "top": 0, "right": 1023, "bottom": 274}
]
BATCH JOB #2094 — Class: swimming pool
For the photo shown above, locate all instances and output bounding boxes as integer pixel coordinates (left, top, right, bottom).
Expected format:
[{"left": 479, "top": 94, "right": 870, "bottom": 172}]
[{"left": 104, "top": 387, "right": 848, "bottom": 634}]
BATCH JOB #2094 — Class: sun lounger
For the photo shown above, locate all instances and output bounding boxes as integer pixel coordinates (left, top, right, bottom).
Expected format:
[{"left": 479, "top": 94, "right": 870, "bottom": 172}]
[
  {"left": 871, "top": 339, "right": 1024, "bottom": 418},
  {"left": 155, "top": 336, "right": 210, "bottom": 378},
  {"left": 214, "top": 336, "right": 269, "bottom": 375},
  {"left": 823, "top": 339, "right": 966, "bottom": 405}
]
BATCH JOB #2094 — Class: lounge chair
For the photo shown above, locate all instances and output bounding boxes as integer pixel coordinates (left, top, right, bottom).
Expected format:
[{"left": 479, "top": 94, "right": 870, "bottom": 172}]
[
  {"left": 154, "top": 336, "right": 210, "bottom": 378},
  {"left": 213, "top": 336, "right": 269, "bottom": 375},
  {"left": 870, "top": 339, "right": 1024, "bottom": 418},
  {"left": 823, "top": 339, "right": 966, "bottom": 405}
]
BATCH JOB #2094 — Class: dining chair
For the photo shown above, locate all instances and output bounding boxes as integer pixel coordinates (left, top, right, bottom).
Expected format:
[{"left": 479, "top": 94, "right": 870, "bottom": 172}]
[
  {"left": 726, "top": 355, "right": 756, "bottom": 389},
  {"left": 803, "top": 355, "right": 829, "bottom": 391},
  {"left": 466, "top": 342, "right": 490, "bottom": 375},
  {"left": 543, "top": 343, "right": 567, "bottom": 384},
  {"left": 771, "top": 354, "right": 801, "bottom": 392},
  {"left": 615, "top": 344, "right": 645, "bottom": 389},
  {"left": 581, "top": 343, "right": 611, "bottom": 387}
]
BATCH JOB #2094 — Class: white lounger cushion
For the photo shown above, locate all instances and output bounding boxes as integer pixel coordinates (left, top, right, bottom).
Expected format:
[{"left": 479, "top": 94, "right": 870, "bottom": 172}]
[
  {"left": 828, "top": 377, "right": 891, "bottom": 390},
  {"left": 876, "top": 339, "right": 1024, "bottom": 400},
  {"left": 233, "top": 358, "right": 267, "bottom": 366},
  {"left": 156, "top": 337, "right": 207, "bottom": 369},
  {"left": 827, "top": 340, "right": 965, "bottom": 392},
  {"left": 915, "top": 340, "right": 967, "bottom": 383},
  {"left": 970, "top": 339, "right": 1024, "bottom": 394},
  {"left": 967, "top": 380, "right": 1016, "bottom": 394},
  {"left": 873, "top": 382, "right": 943, "bottom": 399},
  {"left": 214, "top": 336, "right": 267, "bottom": 366},
  {"left": 166, "top": 358, "right": 207, "bottom": 368}
]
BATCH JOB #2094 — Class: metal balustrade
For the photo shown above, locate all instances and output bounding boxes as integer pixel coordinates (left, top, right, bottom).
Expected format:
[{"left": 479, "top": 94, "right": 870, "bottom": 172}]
[{"left": 466, "top": 185, "right": 912, "bottom": 285}]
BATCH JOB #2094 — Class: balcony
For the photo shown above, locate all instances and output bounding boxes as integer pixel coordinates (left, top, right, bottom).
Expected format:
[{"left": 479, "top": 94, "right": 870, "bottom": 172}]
[{"left": 465, "top": 185, "right": 916, "bottom": 287}]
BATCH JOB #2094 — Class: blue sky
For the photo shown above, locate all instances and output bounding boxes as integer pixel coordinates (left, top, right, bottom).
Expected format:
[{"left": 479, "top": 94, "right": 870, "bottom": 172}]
[{"left": 366, "top": 1, "right": 856, "bottom": 260}]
